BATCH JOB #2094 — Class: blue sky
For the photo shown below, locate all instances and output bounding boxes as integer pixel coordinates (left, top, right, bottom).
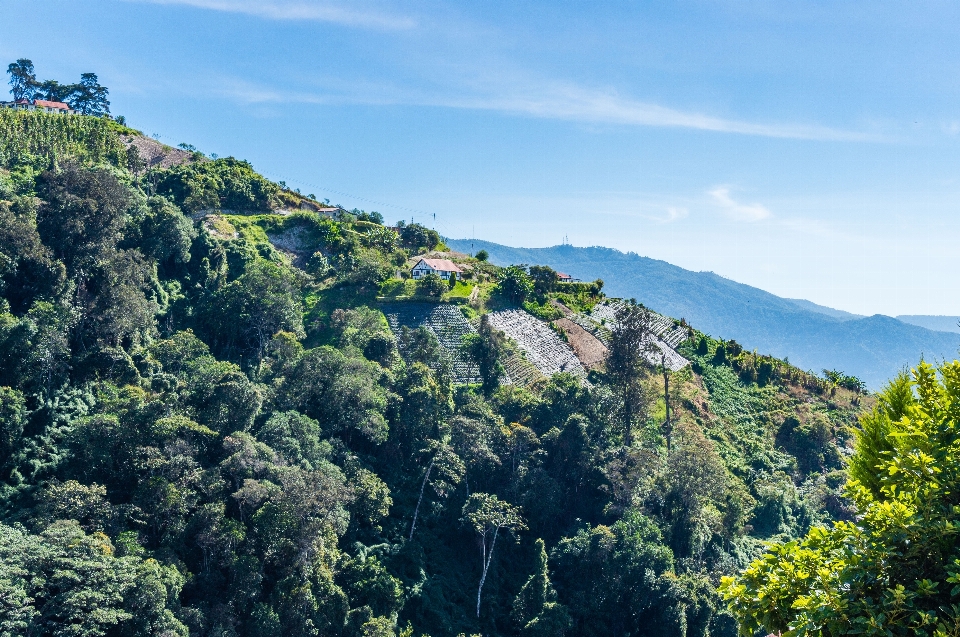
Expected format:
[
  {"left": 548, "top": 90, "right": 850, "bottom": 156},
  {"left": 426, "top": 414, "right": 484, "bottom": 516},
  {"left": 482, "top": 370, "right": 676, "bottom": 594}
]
[{"left": 3, "top": 0, "right": 960, "bottom": 316}]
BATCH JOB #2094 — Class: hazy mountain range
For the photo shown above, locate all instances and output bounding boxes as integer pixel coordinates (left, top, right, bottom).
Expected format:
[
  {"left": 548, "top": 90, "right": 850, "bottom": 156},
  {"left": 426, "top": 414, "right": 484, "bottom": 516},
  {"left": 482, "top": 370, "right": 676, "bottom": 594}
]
[{"left": 446, "top": 239, "right": 960, "bottom": 389}]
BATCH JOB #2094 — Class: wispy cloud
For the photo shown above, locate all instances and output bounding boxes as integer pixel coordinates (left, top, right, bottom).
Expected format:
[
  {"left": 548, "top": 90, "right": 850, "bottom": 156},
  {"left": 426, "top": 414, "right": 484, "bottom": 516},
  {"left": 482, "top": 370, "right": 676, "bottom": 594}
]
[
  {"left": 708, "top": 187, "right": 772, "bottom": 221},
  {"left": 444, "top": 82, "right": 883, "bottom": 142},
  {"left": 206, "top": 71, "right": 882, "bottom": 142},
  {"left": 130, "top": 0, "right": 416, "bottom": 30}
]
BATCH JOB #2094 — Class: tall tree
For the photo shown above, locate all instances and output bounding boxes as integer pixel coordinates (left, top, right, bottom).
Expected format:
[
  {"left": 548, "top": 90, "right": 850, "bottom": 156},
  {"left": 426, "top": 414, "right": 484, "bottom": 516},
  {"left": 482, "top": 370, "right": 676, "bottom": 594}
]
[
  {"left": 36, "top": 161, "right": 132, "bottom": 280},
  {"left": 654, "top": 346, "right": 674, "bottom": 451},
  {"left": 497, "top": 265, "right": 533, "bottom": 304},
  {"left": 6, "top": 58, "right": 37, "bottom": 101},
  {"left": 528, "top": 265, "right": 557, "bottom": 298},
  {"left": 211, "top": 260, "right": 304, "bottom": 362},
  {"left": 462, "top": 493, "right": 526, "bottom": 618},
  {"left": 408, "top": 438, "right": 464, "bottom": 540},
  {"left": 605, "top": 301, "right": 652, "bottom": 447},
  {"left": 462, "top": 314, "right": 507, "bottom": 396},
  {"left": 36, "top": 79, "right": 74, "bottom": 103},
  {"left": 69, "top": 72, "right": 110, "bottom": 116},
  {"left": 512, "top": 538, "right": 572, "bottom": 636}
]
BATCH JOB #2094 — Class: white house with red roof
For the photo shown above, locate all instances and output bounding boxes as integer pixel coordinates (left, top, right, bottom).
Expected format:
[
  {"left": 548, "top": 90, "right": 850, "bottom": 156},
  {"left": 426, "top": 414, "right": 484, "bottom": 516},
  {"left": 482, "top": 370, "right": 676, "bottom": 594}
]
[
  {"left": 33, "top": 99, "right": 73, "bottom": 114},
  {"left": 556, "top": 272, "right": 573, "bottom": 282},
  {"left": 411, "top": 257, "right": 462, "bottom": 280},
  {"left": 1, "top": 99, "right": 74, "bottom": 114}
]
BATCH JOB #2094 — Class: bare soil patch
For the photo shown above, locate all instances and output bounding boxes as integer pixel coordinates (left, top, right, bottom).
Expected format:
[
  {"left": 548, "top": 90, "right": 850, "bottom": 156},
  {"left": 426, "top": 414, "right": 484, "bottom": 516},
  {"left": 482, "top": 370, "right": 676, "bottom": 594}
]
[
  {"left": 553, "top": 317, "right": 608, "bottom": 370},
  {"left": 123, "top": 134, "right": 195, "bottom": 169}
]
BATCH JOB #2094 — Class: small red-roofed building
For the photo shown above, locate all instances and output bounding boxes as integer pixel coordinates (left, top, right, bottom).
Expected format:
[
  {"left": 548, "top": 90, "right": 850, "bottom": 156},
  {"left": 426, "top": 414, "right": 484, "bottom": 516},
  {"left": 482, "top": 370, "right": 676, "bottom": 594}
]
[
  {"left": 1, "top": 99, "right": 75, "bottom": 114},
  {"left": 556, "top": 272, "right": 573, "bottom": 282},
  {"left": 411, "top": 257, "right": 463, "bottom": 280},
  {"left": 33, "top": 99, "right": 73, "bottom": 114}
]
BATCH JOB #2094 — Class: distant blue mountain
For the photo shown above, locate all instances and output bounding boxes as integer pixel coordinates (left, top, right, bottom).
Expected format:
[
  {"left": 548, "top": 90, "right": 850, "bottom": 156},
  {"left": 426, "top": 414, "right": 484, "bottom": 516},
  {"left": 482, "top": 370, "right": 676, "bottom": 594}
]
[
  {"left": 447, "top": 239, "right": 960, "bottom": 389},
  {"left": 896, "top": 315, "right": 960, "bottom": 333},
  {"left": 786, "top": 298, "right": 864, "bottom": 321}
]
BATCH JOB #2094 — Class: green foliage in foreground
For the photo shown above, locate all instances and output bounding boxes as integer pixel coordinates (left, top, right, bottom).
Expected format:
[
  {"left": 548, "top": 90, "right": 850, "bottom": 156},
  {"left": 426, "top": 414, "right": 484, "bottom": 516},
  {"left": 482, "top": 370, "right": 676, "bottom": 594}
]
[{"left": 723, "top": 363, "right": 960, "bottom": 636}]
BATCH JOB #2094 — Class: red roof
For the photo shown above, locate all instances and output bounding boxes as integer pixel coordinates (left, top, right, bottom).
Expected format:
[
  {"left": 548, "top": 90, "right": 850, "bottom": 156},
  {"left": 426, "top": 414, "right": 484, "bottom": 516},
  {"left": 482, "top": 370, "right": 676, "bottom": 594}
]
[
  {"left": 33, "top": 99, "right": 71, "bottom": 110},
  {"left": 556, "top": 272, "right": 572, "bottom": 279},
  {"left": 416, "top": 258, "right": 462, "bottom": 273}
]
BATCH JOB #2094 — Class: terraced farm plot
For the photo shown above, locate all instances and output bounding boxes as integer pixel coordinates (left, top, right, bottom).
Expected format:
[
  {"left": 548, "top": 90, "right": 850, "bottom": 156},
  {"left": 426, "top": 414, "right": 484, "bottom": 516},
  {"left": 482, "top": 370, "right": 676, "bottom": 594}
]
[
  {"left": 486, "top": 310, "right": 587, "bottom": 380},
  {"left": 501, "top": 351, "right": 545, "bottom": 388},
  {"left": 381, "top": 303, "right": 480, "bottom": 383},
  {"left": 581, "top": 301, "right": 689, "bottom": 371}
]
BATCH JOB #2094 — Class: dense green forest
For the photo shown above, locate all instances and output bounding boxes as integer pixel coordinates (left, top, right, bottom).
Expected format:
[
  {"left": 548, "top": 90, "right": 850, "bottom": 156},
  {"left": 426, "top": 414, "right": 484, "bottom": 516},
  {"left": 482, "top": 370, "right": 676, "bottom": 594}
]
[{"left": 0, "top": 109, "right": 878, "bottom": 637}]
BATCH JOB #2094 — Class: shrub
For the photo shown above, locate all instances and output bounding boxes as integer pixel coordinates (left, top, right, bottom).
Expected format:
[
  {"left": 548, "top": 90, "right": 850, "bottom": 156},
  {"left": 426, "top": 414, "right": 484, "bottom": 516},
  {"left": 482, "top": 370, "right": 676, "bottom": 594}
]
[
  {"left": 150, "top": 157, "right": 280, "bottom": 213},
  {"left": 496, "top": 265, "right": 533, "bottom": 304},
  {"left": 416, "top": 273, "right": 447, "bottom": 298}
]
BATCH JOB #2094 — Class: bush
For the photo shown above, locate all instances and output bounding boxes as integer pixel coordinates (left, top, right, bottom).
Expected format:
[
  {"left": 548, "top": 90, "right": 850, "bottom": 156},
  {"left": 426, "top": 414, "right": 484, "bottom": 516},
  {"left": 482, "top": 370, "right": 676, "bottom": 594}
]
[
  {"left": 150, "top": 157, "right": 280, "bottom": 213},
  {"left": 416, "top": 273, "right": 447, "bottom": 297},
  {"left": 496, "top": 265, "right": 533, "bottom": 304},
  {"left": 723, "top": 362, "right": 960, "bottom": 635}
]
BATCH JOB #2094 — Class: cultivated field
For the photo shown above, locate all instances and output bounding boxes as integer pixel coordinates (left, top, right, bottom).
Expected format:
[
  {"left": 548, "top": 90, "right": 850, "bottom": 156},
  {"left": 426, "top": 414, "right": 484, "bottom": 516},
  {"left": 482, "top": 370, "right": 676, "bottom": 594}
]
[
  {"left": 485, "top": 309, "right": 588, "bottom": 380},
  {"left": 381, "top": 303, "right": 481, "bottom": 383},
  {"left": 553, "top": 318, "right": 608, "bottom": 369},
  {"left": 580, "top": 301, "right": 689, "bottom": 371}
]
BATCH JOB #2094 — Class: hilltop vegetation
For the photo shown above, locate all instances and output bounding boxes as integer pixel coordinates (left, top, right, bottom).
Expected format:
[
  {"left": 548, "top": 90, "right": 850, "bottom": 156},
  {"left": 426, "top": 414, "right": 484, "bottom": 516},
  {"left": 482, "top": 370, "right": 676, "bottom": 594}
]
[{"left": 0, "top": 111, "right": 872, "bottom": 637}]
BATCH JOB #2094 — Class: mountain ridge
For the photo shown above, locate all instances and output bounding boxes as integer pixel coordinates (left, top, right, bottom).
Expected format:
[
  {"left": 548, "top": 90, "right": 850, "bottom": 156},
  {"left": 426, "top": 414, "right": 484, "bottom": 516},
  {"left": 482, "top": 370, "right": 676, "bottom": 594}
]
[{"left": 447, "top": 238, "right": 960, "bottom": 388}]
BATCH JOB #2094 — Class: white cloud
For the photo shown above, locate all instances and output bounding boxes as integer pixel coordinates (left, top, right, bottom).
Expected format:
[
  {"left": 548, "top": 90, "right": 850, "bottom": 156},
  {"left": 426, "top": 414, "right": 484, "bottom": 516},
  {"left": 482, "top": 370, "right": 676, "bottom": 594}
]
[
  {"left": 662, "top": 207, "right": 689, "bottom": 223},
  {"left": 708, "top": 187, "right": 771, "bottom": 222},
  {"left": 130, "top": 0, "right": 416, "bottom": 30},
  {"left": 443, "top": 82, "right": 883, "bottom": 142},
  {"left": 216, "top": 78, "right": 882, "bottom": 141}
]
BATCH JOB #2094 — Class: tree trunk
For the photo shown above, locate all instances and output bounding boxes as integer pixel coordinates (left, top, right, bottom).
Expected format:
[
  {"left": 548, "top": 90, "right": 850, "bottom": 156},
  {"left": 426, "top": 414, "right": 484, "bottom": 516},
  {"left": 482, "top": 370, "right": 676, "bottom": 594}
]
[
  {"left": 409, "top": 458, "right": 434, "bottom": 540},
  {"left": 663, "top": 369, "right": 671, "bottom": 451},
  {"left": 622, "top": 386, "right": 633, "bottom": 448},
  {"left": 476, "top": 526, "right": 501, "bottom": 617}
]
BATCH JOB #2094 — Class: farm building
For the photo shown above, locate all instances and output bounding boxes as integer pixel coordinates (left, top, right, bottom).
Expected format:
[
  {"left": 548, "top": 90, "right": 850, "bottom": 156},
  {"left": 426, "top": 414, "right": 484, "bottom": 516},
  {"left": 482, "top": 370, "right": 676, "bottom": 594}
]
[
  {"left": 557, "top": 272, "right": 573, "bottom": 282},
  {"left": 411, "top": 258, "right": 462, "bottom": 280}
]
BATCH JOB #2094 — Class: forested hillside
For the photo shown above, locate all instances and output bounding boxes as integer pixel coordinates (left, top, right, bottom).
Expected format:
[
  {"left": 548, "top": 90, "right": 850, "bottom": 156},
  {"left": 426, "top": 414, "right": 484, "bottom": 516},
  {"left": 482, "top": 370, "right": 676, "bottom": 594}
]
[
  {"left": 0, "top": 110, "right": 871, "bottom": 637},
  {"left": 446, "top": 239, "right": 960, "bottom": 389}
]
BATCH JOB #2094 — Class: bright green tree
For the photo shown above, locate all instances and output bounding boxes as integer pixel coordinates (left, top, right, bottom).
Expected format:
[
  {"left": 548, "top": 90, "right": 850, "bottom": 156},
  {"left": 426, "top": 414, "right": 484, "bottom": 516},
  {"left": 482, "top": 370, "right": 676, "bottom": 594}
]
[
  {"left": 722, "top": 361, "right": 960, "bottom": 636},
  {"left": 496, "top": 265, "right": 533, "bottom": 304}
]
